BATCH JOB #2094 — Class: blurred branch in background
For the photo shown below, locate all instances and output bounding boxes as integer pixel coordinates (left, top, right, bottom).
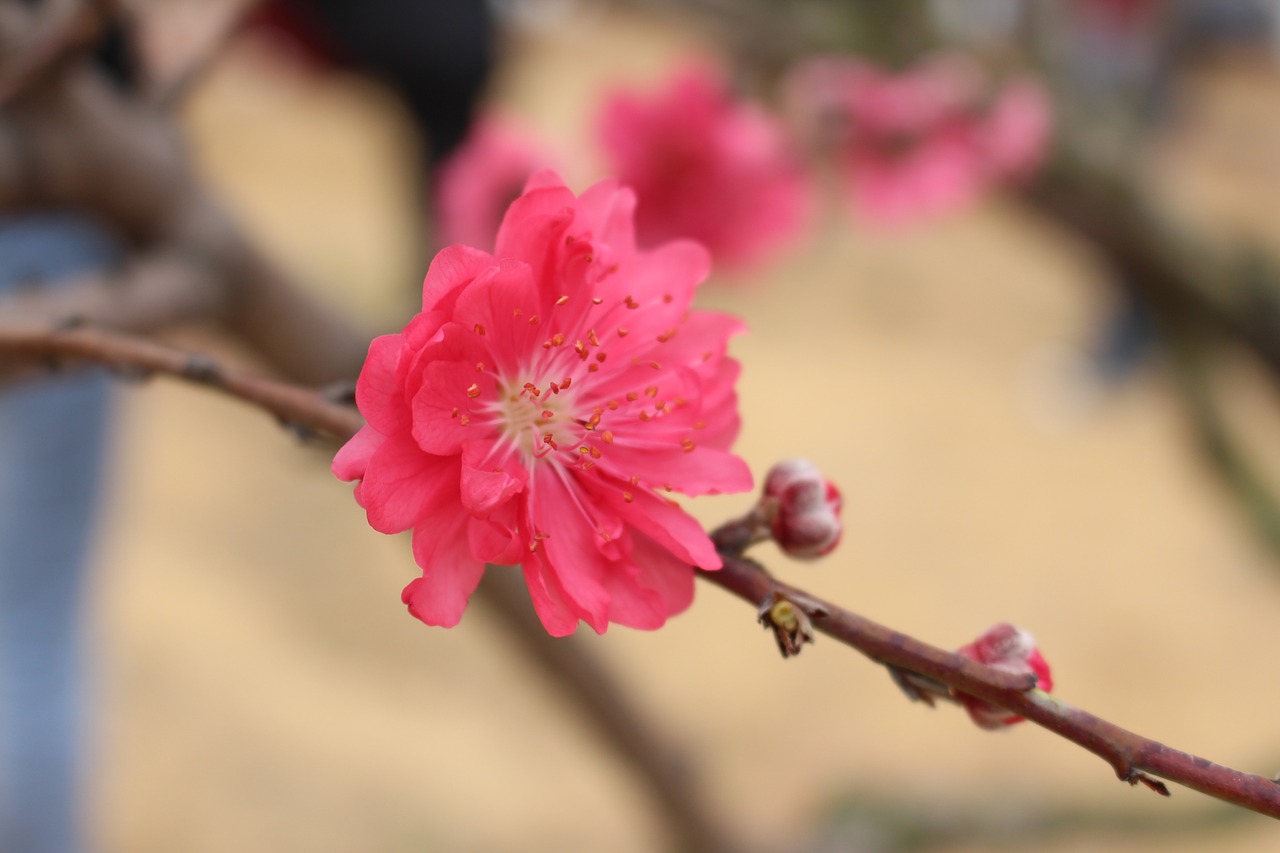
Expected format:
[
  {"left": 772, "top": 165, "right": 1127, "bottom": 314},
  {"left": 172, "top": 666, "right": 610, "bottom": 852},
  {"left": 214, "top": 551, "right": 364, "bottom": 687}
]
[{"left": 0, "top": 0, "right": 369, "bottom": 382}]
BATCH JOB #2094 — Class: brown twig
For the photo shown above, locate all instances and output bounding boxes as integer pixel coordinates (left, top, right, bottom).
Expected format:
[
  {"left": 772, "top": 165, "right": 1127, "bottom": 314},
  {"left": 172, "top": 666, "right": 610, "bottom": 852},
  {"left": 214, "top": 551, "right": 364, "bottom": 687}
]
[
  {"left": 10, "top": 323, "right": 1280, "bottom": 822},
  {"left": 700, "top": 541, "right": 1280, "bottom": 820},
  {"left": 0, "top": 323, "right": 362, "bottom": 441}
]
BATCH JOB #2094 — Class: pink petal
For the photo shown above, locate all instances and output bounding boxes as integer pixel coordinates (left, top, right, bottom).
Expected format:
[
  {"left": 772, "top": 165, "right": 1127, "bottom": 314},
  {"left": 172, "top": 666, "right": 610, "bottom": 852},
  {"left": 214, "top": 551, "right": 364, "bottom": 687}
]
[
  {"left": 422, "top": 245, "right": 497, "bottom": 313},
  {"left": 530, "top": 465, "right": 612, "bottom": 632},
  {"left": 410, "top": 358, "right": 497, "bottom": 456},
  {"left": 460, "top": 439, "right": 528, "bottom": 517},
  {"left": 599, "top": 444, "right": 752, "bottom": 497},
  {"left": 592, "top": 482, "right": 721, "bottom": 570},
  {"left": 494, "top": 179, "right": 575, "bottom": 265},
  {"left": 401, "top": 566, "right": 484, "bottom": 628},
  {"left": 360, "top": 434, "right": 459, "bottom": 534},
  {"left": 356, "top": 334, "right": 411, "bottom": 435},
  {"left": 451, "top": 260, "right": 542, "bottom": 375},
  {"left": 331, "top": 424, "right": 384, "bottom": 482},
  {"left": 521, "top": 553, "right": 583, "bottom": 637},
  {"left": 404, "top": 505, "right": 487, "bottom": 628},
  {"left": 467, "top": 500, "right": 524, "bottom": 566}
]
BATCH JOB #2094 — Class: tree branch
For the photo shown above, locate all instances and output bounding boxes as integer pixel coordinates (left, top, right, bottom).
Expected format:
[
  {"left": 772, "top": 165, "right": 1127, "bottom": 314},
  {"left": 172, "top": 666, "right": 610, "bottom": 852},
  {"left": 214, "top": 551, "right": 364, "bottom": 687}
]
[
  {"left": 0, "top": 323, "right": 362, "bottom": 441},
  {"left": 8, "top": 323, "right": 1277, "bottom": 821},
  {"left": 0, "top": 322, "right": 752, "bottom": 852},
  {"left": 700, "top": 546, "right": 1280, "bottom": 820}
]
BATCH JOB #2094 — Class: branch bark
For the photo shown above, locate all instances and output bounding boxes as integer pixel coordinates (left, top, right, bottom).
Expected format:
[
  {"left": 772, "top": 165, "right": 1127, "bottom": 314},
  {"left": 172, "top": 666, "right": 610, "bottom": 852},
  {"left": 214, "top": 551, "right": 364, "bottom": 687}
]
[{"left": 8, "top": 322, "right": 1278, "bottom": 822}]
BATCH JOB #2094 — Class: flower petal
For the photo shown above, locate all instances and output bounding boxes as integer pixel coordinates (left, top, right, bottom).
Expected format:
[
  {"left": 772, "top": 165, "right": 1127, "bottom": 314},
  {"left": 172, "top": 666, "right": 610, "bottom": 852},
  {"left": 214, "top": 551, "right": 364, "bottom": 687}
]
[
  {"left": 356, "top": 334, "right": 411, "bottom": 434},
  {"left": 460, "top": 439, "right": 528, "bottom": 517},
  {"left": 332, "top": 424, "right": 384, "bottom": 482},
  {"left": 530, "top": 465, "right": 612, "bottom": 632},
  {"left": 592, "top": 481, "right": 721, "bottom": 570},
  {"left": 522, "top": 553, "right": 582, "bottom": 637},
  {"left": 360, "top": 434, "right": 459, "bottom": 534},
  {"left": 422, "top": 244, "right": 497, "bottom": 313}
]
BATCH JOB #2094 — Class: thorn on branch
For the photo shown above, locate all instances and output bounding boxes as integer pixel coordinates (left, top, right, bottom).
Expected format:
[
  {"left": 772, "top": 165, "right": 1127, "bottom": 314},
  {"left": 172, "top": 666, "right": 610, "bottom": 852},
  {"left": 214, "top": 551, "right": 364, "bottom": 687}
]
[
  {"left": 321, "top": 379, "right": 358, "bottom": 407},
  {"left": 886, "top": 666, "right": 954, "bottom": 708},
  {"left": 757, "top": 591, "right": 815, "bottom": 658},
  {"left": 180, "top": 354, "right": 223, "bottom": 384},
  {"left": 275, "top": 416, "right": 325, "bottom": 444},
  {"left": 1124, "top": 770, "right": 1172, "bottom": 797}
]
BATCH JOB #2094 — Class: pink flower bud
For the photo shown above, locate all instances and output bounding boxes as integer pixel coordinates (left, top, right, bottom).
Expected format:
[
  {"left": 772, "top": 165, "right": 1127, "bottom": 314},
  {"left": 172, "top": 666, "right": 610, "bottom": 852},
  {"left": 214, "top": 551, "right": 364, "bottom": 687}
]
[
  {"left": 763, "top": 459, "right": 843, "bottom": 559},
  {"left": 955, "top": 622, "right": 1053, "bottom": 730}
]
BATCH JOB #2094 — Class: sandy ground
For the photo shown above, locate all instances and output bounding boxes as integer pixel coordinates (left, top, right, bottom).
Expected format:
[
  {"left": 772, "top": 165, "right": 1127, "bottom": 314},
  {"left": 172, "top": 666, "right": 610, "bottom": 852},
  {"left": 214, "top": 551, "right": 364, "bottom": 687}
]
[{"left": 86, "top": 6, "right": 1280, "bottom": 852}]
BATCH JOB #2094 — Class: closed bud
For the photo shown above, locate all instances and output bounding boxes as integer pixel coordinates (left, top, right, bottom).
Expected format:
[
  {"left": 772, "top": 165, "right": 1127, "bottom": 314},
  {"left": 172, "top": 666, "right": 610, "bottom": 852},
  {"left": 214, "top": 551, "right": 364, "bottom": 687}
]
[
  {"left": 762, "top": 459, "right": 844, "bottom": 559},
  {"left": 955, "top": 622, "right": 1053, "bottom": 730}
]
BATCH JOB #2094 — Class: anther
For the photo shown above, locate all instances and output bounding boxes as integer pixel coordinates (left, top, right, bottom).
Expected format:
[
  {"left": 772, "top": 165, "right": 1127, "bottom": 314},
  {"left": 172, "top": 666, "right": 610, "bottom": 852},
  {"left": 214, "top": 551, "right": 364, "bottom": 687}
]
[
  {"left": 555, "top": 295, "right": 569, "bottom": 305},
  {"left": 466, "top": 384, "right": 481, "bottom": 398},
  {"left": 473, "top": 323, "right": 486, "bottom": 335}
]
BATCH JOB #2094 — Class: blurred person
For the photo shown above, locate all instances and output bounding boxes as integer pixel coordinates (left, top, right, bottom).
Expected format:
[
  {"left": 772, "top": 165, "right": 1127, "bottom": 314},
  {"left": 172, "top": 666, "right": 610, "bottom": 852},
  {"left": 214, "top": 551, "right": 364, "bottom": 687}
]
[
  {"left": 249, "top": 0, "right": 496, "bottom": 168},
  {"left": 0, "top": 216, "right": 120, "bottom": 853},
  {"left": 0, "top": 12, "right": 137, "bottom": 849},
  {"left": 1, "top": 3, "right": 498, "bottom": 850}
]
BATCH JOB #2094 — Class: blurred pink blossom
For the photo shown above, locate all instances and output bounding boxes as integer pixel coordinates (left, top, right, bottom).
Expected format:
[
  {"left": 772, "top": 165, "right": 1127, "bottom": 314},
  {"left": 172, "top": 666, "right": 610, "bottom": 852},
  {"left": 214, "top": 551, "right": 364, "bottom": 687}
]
[
  {"left": 597, "top": 62, "right": 813, "bottom": 273},
  {"left": 982, "top": 77, "right": 1053, "bottom": 180},
  {"left": 433, "top": 115, "right": 557, "bottom": 251},
  {"left": 335, "top": 171, "right": 752, "bottom": 636},
  {"left": 788, "top": 54, "right": 1053, "bottom": 226}
]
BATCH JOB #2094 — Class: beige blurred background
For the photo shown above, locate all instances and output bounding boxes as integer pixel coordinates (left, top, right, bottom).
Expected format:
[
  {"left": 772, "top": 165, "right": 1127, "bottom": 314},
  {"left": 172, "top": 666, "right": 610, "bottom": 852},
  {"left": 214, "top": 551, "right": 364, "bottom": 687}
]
[{"left": 88, "top": 2, "right": 1280, "bottom": 851}]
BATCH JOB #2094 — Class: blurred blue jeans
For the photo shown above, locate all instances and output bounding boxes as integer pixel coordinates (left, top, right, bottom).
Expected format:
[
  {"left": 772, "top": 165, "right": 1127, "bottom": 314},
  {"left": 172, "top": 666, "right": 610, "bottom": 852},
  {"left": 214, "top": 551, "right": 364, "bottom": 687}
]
[{"left": 0, "top": 215, "right": 118, "bottom": 853}]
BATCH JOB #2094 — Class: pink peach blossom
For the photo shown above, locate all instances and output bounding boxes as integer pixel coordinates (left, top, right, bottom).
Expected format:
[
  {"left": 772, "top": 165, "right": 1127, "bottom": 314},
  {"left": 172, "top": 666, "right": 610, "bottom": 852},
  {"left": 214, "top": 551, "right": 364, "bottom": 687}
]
[
  {"left": 981, "top": 77, "right": 1053, "bottom": 180},
  {"left": 335, "top": 171, "right": 752, "bottom": 636},
  {"left": 433, "top": 115, "right": 556, "bottom": 251},
  {"left": 788, "top": 54, "right": 1052, "bottom": 226},
  {"left": 597, "top": 62, "right": 812, "bottom": 272},
  {"left": 955, "top": 623, "right": 1054, "bottom": 729}
]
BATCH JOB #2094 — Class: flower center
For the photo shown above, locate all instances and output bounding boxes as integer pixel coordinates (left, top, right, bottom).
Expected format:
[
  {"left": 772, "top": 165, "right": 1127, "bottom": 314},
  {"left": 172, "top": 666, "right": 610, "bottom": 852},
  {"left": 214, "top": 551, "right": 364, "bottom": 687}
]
[{"left": 489, "top": 374, "right": 583, "bottom": 461}]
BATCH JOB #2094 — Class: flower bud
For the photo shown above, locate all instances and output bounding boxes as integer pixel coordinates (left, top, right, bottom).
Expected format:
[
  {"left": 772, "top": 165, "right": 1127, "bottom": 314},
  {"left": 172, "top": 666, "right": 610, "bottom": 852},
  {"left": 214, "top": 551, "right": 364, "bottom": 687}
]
[
  {"left": 954, "top": 622, "right": 1053, "bottom": 730},
  {"left": 763, "top": 459, "right": 844, "bottom": 559}
]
